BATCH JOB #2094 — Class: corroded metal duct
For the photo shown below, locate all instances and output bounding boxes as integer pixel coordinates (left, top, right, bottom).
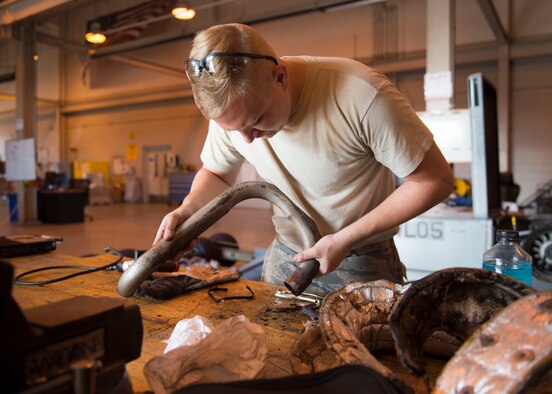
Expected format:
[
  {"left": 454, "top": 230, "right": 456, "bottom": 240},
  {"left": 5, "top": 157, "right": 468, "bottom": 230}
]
[
  {"left": 434, "top": 290, "right": 552, "bottom": 393},
  {"left": 389, "top": 268, "right": 535, "bottom": 377}
]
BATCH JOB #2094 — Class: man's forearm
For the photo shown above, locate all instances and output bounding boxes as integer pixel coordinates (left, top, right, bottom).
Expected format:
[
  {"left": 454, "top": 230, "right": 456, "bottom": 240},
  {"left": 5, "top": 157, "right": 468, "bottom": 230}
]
[
  {"left": 179, "top": 166, "right": 238, "bottom": 216},
  {"left": 339, "top": 177, "right": 450, "bottom": 248},
  {"left": 336, "top": 142, "right": 454, "bottom": 250},
  {"left": 290, "top": 175, "right": 453, "bottom": 275}
]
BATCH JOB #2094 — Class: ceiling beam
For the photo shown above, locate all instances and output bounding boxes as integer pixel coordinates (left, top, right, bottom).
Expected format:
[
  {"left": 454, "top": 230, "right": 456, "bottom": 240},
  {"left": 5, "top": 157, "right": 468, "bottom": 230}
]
[
  {"left": 475, "top": 0, "right": 509, "bottom": 45},
  {"left": 0, "top": 0, "right": 74, "bottom": 25},
  {"left": 36, "top": 32, "right": 186, "bottom": 80},
  {"left": 108, "top": 55, "right": 187, "bottom": 80},
  {"left": 0, "top": 72, "right": 15, "bottom": 83},
  {"left": 36, "top": 31, "right": 88, "bottom": 52}
]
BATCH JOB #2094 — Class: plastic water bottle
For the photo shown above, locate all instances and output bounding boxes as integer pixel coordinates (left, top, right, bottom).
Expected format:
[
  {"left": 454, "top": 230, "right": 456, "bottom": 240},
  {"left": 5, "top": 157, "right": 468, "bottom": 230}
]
[{"left": 483, "top": 229, "right": 532, "bottom": 286}]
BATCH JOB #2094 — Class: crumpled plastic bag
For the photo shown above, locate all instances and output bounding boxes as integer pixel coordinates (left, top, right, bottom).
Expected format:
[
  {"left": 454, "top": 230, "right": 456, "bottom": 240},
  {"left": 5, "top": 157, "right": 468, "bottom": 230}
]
[
  {"left": 144, "top": 315, "right": 267, "bottom": 394},
  {"left": 162, "top": 316, "right": 214, "bottom": 354}
]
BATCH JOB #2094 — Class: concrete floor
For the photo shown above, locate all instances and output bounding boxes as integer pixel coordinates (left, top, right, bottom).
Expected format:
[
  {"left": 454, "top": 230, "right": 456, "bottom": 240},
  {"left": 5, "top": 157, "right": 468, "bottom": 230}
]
[{"left": 1, "top": 203, "right": 276, "bottom": 257}]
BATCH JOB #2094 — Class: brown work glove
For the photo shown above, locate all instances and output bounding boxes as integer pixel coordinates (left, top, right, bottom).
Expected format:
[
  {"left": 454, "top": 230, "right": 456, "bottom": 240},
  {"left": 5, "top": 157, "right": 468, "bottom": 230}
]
[{"left": 135, "top": 266, "right": 239, "bottom": 300}]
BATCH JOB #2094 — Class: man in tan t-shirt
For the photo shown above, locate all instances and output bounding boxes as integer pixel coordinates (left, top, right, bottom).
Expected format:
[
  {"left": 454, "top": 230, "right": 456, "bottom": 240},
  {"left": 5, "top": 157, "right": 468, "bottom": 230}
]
[{"left": 154, "top": 23, "right": 454, "bottom": 294}]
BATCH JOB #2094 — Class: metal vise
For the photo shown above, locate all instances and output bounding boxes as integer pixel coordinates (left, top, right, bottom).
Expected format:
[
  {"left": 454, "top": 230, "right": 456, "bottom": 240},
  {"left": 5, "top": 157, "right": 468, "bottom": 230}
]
[{"left": 0, "top": 261, "right": 143, "bottom": 393}]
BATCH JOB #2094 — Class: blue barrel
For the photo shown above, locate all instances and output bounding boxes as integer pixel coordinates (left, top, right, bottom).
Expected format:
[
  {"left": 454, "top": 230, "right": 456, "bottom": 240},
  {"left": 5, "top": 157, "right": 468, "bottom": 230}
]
[{"left": 7, "top": 193, "right": 17, "bottom": 222}]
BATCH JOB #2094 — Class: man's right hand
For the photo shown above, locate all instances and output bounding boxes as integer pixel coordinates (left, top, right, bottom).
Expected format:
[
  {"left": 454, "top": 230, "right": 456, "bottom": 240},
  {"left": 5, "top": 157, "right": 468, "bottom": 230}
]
[{"left": 152, "top": 206, "right": 191, "bottom": 245}]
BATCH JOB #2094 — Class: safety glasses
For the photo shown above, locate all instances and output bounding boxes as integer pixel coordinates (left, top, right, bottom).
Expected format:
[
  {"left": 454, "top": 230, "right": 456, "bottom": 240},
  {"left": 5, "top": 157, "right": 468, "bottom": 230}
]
[{"left": 185, "top": 52, "right": 278, "bottom": 81}]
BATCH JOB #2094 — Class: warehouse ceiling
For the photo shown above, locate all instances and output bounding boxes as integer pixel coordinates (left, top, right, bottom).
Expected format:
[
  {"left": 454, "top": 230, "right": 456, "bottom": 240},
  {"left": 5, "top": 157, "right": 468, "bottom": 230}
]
[
  {"left": 0, "top": 0, "right": 389, "bottom": 83},
  {"left": 0, "top": 0, "right": 526, "bottom": 91},
  {"left": 0, "top": 0, "right": 389, "bottom": 55}
]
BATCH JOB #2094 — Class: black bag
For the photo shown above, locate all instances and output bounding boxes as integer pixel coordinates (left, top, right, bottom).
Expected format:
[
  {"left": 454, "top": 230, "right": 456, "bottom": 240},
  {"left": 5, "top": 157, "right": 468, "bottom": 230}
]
[{"left": 174, "top": 364, "right": 411, "bottom": 394}]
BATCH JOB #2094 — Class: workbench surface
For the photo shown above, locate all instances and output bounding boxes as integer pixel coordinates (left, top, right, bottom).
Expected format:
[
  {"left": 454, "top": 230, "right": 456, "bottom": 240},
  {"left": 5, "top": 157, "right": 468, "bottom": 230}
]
[{"left": 10, "top": 253, "right": 443, "bottom": 393}]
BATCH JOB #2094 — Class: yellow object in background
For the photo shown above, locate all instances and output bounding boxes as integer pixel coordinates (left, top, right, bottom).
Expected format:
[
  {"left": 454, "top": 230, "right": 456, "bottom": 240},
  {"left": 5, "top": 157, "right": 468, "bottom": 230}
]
[
  {"left": 126, "top": 144, "right": 138, "bottom": 161},
  {"left": 73, "top": 160, "right": 110, "bottom": 185},
  {"left": 454, "top": 178, "right": 471, "bottom": 197}
]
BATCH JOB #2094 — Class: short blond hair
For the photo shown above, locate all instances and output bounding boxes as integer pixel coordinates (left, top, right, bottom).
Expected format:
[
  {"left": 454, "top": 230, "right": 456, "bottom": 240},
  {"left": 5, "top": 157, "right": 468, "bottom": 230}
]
[{"left": 189, "top": 23, "right": 278, "bottom": 119}]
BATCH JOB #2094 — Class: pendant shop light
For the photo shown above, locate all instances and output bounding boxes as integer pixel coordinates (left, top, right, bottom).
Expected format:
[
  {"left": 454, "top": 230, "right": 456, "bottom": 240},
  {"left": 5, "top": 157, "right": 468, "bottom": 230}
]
[
  {"left": 85, "top": 21, "right": 107, "bottom": 44},
  {"left": 172, "top": 1, "right": 196, "bottom": 20}
]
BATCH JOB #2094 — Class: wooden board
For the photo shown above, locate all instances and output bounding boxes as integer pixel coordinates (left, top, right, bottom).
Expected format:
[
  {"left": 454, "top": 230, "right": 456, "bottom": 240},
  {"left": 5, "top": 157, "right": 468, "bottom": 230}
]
[{"left": 9, "top": 253, "right": 445, "bottom": 393}]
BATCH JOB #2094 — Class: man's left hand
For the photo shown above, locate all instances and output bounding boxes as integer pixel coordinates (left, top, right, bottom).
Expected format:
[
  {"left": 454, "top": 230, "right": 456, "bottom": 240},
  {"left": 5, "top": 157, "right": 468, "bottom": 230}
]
[{"left": 292, "top": 234, "right": 349, "bottom": 275}]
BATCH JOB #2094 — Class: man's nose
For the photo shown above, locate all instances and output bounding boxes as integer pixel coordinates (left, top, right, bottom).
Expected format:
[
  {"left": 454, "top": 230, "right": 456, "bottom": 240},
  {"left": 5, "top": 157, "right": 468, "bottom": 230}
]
[{"left": 240, "top": 130, "right": 254, "bottom": 143}]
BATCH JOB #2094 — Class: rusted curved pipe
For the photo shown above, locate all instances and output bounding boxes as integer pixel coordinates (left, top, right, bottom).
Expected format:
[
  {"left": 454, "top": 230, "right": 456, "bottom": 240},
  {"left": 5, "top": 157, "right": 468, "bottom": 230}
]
[{"left": 117, "top": 181, "right": 321, "bottom": 297}]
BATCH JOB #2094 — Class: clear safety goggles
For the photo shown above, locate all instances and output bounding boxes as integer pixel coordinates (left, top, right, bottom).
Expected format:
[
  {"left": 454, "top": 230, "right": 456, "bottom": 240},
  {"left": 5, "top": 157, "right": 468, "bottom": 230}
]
[{"left": 185, "top": 52, "right": 278, "bottom": 81}]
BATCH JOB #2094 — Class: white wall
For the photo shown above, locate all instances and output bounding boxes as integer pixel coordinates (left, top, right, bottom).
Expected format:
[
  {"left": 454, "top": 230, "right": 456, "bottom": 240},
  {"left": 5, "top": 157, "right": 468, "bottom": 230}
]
[
  {"left": 65, "top": 100, "right": 207, "bottom": 171},
  {"left": 511, "top": 58, "right": 552, "bottom": 204},
  {"left": 1, "top": 0, "right": 551, "bottom": 203}
]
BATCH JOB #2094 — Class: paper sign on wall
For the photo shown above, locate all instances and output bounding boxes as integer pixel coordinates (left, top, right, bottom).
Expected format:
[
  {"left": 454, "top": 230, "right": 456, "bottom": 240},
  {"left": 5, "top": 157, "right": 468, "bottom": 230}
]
[
  {"left": 424, "top": 71, "right": 453, "bottom": 100},
  {"left": 5, "top": 138, "right": 36, "bottom": 181}
]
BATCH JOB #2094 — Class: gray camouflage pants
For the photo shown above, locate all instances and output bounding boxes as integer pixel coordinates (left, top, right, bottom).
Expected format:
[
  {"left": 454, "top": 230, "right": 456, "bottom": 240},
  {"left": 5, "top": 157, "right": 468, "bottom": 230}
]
[{"left": 261, "top": 238, "right": 406, "bottom": 295}]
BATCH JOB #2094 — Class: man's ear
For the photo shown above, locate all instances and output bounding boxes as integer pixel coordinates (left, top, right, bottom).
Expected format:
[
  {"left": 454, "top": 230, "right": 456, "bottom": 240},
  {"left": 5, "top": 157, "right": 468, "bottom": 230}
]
[{"left": 274, "top": 64, "right": 288, "bottom": 89}]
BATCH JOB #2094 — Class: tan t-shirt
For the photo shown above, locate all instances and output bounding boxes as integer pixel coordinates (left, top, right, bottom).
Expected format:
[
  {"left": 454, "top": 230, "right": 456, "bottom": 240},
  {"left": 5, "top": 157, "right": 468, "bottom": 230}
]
[{"left": 200, "top": 56, "right": 433, "bottom": 252}]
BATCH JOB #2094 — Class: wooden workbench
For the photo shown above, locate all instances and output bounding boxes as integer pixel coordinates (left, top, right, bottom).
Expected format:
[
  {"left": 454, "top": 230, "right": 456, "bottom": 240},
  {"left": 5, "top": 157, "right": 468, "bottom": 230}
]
[{"left": 10, "top": 253, "right": 444, "bottom": 393}]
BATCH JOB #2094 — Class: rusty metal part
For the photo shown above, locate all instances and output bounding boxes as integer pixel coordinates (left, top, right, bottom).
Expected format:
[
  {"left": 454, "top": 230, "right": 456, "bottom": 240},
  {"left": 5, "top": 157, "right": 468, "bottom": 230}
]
[
  {"left": 389, "top": 268, "right": 536, "bottom": 377},
  {"left": 290, "top": 321, "right": 342, "bottom": 375},
  {"left": 321, "top": 281, "right": 408, "bottom": 356},
  {"left": 291, "top": 281, "right": 413, "bottom": 392},
  {"left": 433, "top": 291, "right": 552, "bottom": 394},
  {"left": 284, "top": 260, "right": 320, "bottom": 296},
  {"left": 301, "top": 304, "right": 320, "bottom": 321},
  {"left": 117, "top": 181, "right": 321, "bottom": 297},
  {"left": 290, "top": 280, "right": 460, "bottom": 380}
]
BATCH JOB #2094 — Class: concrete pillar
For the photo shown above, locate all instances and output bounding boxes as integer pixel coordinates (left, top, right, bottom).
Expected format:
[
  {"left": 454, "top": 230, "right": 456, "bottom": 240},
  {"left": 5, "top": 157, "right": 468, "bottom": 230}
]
[
  {"left": 14, "top": 22, "right": 38, "bottom": 223},
  {"left": 425, "top": 0, "right": 455, "bottom": 113},
  {"left": 15, "top": 22, "right": 36, "bottom": 140}
]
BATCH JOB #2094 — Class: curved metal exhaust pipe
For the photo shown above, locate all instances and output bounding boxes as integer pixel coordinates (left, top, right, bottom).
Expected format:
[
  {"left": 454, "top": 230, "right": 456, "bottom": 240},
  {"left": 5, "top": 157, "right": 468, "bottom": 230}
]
[{"left": 116, "top": 181, "right": 321, "bottom": 297}]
